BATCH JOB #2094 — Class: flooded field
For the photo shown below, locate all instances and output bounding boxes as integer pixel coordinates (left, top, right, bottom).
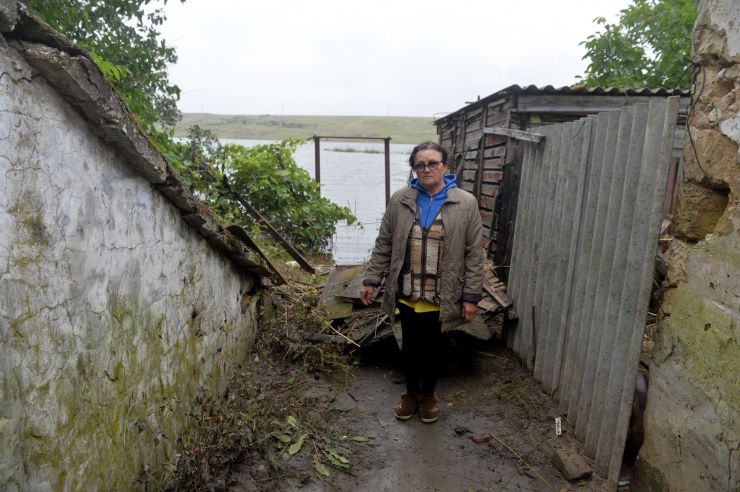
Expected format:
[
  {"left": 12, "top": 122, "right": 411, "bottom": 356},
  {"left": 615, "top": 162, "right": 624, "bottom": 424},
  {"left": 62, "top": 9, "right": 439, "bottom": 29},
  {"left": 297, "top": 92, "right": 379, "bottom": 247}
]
[{"left": 223, "top": 139, "right": 416, "bottom": 264}]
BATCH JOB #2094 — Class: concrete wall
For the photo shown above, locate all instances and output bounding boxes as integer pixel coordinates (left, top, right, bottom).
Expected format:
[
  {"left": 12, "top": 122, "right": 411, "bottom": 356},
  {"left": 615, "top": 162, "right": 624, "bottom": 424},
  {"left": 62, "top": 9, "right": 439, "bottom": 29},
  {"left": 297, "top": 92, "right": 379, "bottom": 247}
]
[
  {"left": 634, "top": 1, "right": 739, "bottom": 490},
  {"left": 0, "top": 37, "right": 259, "bottom": 490}
]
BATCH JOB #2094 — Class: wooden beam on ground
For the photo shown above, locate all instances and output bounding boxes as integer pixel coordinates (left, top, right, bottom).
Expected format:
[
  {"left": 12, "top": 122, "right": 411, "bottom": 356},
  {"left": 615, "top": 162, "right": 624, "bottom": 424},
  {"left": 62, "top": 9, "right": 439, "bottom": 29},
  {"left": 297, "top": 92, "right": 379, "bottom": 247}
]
[
  {"left": 483, "top": 126, "right": 545, "bottom": 144},
  {"left": 225, "top": 225, "right": 287, "bottom": 285},
  {"left": 223, "top": 180, "right": 316, "bottom": 274}
]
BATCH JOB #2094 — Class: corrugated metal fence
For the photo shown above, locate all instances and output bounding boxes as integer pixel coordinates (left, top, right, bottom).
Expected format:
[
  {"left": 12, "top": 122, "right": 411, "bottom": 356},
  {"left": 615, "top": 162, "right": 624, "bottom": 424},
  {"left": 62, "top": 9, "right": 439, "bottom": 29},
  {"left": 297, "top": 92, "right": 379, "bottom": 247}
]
[{"left": 506, "top": 97, "right": 680, "bottom": 490}]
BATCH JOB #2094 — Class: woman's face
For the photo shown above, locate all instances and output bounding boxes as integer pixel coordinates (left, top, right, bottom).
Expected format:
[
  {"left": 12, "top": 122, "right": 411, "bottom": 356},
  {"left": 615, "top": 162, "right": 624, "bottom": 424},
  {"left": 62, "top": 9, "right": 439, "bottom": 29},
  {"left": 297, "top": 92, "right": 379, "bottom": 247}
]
[{"left": 413, "top": 149, "right": 449, "bottom": 195}]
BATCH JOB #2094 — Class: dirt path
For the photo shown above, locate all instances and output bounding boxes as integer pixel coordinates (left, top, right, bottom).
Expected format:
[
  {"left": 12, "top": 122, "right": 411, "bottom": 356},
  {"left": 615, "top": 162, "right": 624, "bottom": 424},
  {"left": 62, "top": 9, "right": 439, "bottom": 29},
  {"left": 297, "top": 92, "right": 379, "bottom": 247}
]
[{"left": 235, "top": 337, "right": 607, "bottom": 491}]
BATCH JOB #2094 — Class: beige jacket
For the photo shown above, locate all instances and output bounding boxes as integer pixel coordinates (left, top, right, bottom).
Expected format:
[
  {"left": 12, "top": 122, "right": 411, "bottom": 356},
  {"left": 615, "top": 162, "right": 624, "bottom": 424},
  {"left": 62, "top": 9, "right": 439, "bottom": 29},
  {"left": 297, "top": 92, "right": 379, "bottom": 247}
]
[{"left": 363, "top": 186, "right": 484, "bottom": 331}]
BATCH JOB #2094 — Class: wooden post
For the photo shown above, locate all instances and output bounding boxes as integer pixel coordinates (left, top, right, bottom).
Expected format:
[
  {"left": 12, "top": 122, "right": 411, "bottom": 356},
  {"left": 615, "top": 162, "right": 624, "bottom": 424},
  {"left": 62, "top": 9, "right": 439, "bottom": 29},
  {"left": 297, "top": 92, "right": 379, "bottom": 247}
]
[
  {"left": 384, "top": 137, "right": 391, "bottom": 208},
  {"left": 454, "top": 113, "right": 469, "bottom": 182},
  {"left": 313, "top": 136, "right": 321, "bottom": 185},
  {"left": 474, "top": 104, "right": 490, "bottom": 201}
]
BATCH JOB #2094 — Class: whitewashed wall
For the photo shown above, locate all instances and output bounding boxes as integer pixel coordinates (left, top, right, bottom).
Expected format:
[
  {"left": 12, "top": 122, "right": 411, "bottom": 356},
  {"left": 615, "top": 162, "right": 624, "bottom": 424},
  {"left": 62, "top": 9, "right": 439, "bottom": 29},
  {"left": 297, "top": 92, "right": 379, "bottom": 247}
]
[{"left": 0, "top": 38, "right": 258, "bottom": 490}]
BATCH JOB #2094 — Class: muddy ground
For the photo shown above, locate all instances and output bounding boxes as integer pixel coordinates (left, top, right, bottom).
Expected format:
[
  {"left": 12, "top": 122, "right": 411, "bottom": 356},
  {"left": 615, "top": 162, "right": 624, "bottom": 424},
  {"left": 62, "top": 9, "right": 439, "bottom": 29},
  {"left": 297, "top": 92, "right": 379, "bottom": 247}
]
[{"left": 227, "top": 335, "right": 608, "bottom": 492}]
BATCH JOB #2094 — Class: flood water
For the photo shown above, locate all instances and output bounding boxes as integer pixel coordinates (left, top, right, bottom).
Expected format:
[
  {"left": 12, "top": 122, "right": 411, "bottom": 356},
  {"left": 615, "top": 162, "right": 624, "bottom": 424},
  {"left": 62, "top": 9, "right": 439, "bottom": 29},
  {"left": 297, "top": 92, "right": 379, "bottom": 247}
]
[{"left": 222, "top": 139, "right": 416, "bottom": 265}]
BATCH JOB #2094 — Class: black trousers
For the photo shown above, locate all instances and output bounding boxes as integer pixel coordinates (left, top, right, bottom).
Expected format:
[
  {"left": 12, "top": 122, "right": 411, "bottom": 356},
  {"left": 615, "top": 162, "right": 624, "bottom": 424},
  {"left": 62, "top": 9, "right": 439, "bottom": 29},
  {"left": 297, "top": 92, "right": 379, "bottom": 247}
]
[{"left": 397, "top": 303, "right": 442, "bottom": 395}]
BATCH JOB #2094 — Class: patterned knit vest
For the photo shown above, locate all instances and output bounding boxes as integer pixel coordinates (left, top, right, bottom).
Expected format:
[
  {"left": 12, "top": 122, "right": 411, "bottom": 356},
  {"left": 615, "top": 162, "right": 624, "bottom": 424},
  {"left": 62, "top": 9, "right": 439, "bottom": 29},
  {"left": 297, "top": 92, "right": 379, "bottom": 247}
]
[{"left": 399, "top": 208, "right": 445, "bottom": 305}]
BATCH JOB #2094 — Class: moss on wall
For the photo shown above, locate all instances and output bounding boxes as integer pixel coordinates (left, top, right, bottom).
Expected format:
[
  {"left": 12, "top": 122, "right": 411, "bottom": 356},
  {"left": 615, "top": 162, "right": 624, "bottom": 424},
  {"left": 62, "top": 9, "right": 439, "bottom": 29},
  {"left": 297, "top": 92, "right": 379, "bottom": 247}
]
[
  {"left": 634, "top": 1, "right": 739, "bottom": 490},
  {"left": 0, "top": 40, "right": 259, "bottom": 489},
  {"left": 12, "top": 292, "right": 256, "bottom": 489}
]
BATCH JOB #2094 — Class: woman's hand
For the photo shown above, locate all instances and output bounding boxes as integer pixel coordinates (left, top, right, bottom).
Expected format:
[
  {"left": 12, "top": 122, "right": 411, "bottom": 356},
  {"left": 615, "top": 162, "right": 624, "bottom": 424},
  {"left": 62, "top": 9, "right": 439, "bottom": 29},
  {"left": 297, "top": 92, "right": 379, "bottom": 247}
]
[
  {"left": 360, "top": 285, "right": 377, "bottom": 306},
  {"left": 461, "top": 301, "right": 477, "bottom": 323}
]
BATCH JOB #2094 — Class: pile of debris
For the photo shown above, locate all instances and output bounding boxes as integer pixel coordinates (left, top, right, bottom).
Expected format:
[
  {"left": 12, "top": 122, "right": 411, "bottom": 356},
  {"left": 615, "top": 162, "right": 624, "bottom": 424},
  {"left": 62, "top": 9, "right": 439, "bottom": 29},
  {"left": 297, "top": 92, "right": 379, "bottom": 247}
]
[{"left": 317, "top": 258, "right": 517, "bottom": 348}]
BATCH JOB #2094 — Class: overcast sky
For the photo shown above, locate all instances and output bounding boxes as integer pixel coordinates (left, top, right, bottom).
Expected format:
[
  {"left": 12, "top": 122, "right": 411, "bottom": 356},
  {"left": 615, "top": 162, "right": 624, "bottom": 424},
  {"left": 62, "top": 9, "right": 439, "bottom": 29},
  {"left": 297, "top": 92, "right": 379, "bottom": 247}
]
[{"left": 161, "top": 0, "right": 631, "bottom": 117}]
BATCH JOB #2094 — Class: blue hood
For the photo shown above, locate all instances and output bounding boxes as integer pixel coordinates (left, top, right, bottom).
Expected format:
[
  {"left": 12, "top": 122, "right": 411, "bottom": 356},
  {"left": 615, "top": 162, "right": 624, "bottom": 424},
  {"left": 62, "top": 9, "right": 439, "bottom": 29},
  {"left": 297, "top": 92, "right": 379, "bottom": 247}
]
[{"left": 409, "top": 175, "right": 457, "bottom": 229}]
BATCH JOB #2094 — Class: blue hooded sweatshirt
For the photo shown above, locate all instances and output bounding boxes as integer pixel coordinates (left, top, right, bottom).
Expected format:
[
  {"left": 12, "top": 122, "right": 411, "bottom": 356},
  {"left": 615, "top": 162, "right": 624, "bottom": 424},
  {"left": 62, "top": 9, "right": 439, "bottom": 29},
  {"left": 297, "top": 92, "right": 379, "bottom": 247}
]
[{"left": 410, "top": 174, "right": 458, "bottom": 229}]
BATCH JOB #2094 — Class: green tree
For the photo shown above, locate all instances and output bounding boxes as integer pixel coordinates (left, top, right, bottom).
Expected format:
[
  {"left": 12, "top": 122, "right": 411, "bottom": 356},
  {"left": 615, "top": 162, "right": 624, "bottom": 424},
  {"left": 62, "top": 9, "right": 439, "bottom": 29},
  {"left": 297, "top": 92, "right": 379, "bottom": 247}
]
[
  {"left": 26, "top": 0, "right": 183, "bottom": 142},
  {"left": 169, "top": 127, "right": 358, "bottom": 252},
  {"left": 579, "top": 0, "right": 698, "bottom": 89},
  {"left": 26, "top": 2, "right": 356, "bottom": 252}
]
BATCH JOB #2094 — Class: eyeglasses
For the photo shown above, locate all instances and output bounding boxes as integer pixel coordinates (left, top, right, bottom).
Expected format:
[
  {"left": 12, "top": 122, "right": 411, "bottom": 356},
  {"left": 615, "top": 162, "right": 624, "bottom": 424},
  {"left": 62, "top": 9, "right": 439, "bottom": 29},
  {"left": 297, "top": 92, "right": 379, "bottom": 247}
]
[{"left": 413, "top": 160, "right": 444, "bottom": 172}]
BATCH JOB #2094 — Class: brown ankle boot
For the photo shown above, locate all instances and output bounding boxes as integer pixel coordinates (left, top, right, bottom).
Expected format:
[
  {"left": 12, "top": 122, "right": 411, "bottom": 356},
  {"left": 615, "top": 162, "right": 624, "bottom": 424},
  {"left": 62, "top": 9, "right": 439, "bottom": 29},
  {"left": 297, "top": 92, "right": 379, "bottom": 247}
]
[
  {"left": 419, "top": 394, "right": 440, "bottom": 423},
  {"left": 394, "top": 391, "right": 419, "bottom": 420}
]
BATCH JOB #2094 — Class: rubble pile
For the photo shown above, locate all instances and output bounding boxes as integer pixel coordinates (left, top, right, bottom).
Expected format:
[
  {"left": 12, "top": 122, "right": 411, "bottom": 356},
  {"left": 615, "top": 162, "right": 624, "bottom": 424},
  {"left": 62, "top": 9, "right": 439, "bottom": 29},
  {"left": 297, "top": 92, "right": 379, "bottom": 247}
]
[{"left": 317, "top": 258, "right": 517, "bottom": 348}]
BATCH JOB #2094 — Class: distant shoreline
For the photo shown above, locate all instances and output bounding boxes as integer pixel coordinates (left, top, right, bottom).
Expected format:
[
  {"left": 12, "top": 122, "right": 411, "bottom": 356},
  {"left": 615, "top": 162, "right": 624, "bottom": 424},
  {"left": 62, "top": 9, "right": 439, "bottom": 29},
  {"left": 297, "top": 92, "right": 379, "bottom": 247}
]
[{"left": 175, "top": 113, "right": 437, "bottom": 145}]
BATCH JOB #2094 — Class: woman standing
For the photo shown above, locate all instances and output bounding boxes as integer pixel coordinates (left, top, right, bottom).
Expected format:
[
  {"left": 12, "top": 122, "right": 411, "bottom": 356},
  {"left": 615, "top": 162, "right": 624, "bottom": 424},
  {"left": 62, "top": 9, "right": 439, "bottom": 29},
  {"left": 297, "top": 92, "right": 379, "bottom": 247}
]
[{"left": 359, "top": 142, "right": 483, "bottom": 423}]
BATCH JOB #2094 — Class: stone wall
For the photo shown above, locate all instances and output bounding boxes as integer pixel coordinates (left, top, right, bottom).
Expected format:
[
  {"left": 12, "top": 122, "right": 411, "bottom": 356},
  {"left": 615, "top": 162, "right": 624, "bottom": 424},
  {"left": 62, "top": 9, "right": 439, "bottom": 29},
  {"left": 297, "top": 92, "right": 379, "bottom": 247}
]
[
  {"left": 634, "top": 0, "right": 739, "bottom": 490},
  {"left": 0, "top": 31, "right": 259, "bottom": 491}
]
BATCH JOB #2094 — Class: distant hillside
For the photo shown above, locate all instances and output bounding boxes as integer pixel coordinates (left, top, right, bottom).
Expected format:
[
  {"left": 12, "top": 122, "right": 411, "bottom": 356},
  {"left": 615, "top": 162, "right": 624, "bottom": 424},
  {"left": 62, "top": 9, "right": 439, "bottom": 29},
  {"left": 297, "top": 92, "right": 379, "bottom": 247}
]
[{"left": 175, "top": 114, "right": 437, "bottom": 144}]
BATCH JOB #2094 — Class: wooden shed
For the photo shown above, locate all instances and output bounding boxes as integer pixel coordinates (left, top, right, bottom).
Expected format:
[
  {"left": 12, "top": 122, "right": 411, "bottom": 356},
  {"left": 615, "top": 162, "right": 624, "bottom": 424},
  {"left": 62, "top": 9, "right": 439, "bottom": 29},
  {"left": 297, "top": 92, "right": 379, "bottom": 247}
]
[{"left": 434, "top": 84, "right": 690, "bottom": 279}]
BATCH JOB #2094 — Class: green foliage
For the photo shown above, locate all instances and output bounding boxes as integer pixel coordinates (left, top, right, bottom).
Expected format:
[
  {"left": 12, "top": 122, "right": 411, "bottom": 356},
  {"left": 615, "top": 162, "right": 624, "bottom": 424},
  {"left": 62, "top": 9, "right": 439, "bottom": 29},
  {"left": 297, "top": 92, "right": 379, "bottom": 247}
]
[
  {"left": 168, "top": 127, "right": 357, "bottom": 252},
  {"left": 579, "top": 0, "right": 698, "bottom": 89},
  {"left": 26, "top": 0, "right": 183, "bottom": 141},
  {"left": 89, "top": 51, "right": 131, "bottom": 82},
  {"left": 25, "top": 2, "right": 355, "bottom": 252}
]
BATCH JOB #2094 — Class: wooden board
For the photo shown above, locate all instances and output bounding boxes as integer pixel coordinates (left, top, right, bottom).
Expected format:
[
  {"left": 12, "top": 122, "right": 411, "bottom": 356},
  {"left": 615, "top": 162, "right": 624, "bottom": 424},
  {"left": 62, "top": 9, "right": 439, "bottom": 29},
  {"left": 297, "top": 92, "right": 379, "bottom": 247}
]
[
  {"left": 483, "top": 156, "right": 505, "bottom": 169},
  {"left": 465, "top": 129, "right": 483, "bottom": 143},
  {"left": 483, "top": 146, "right": 507, "bottom": 158},
  {"left": 483, "top": 280, "right": 512, "bottom": 308},
  {"left": 481, "top": 184, "right": 499, "bottom": 196},
  {"left": 479, "top": 195, "right": 495, "bottom": 210},
  {"left": 465, "top": 107, "right": 484, "bottom": 119},
  {"left": 339, "top": 269, "right": 368, "bottom": 300},
  {"left": 320, "top": 265, "right": 365, "bottom": 319},
  {"left": 477, "top": 298, "right": 498, "bottom": 312},
  {"left": 481, "top": 170, "right": 504, "bottom": 183},
  {"left": 225, "top": 224, "right": 285, "bottom": 284},
  {"left": 484, "top": 134, "right": 508, "bottom": 147},
  {"left": 465, "top": 119, "right": 482, "bottom": 132},
  {"left": 486, "top": 111, "right": 510, "bottom": 127},
  {"left": 462, "top": 170, "right": 477, "bottom": 181},
  {"left": 455, "top": 318, "right": 494, "bottom": 340},
  {"left": 483, "top": 126, "right": 544, "bottom": 143},
  {"left": 487, "top": 97, "right": 510, "bottom": 110}
]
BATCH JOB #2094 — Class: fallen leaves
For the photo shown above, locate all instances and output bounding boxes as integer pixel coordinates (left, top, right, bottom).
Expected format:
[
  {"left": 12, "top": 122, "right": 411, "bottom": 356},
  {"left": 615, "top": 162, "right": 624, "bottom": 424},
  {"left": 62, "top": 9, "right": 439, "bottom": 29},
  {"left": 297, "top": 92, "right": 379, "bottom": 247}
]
[
  {"left": 288, "top": 434, "right": 307, "bottom": 455},
  {"left": 314, "top": 461, "right": 331, "bottom": 477}
]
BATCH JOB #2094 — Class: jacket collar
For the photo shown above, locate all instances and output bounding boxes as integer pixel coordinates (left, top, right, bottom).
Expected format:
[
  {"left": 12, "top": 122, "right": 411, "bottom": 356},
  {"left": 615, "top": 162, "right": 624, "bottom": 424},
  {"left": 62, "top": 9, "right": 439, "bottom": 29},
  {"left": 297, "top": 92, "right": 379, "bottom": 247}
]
[
  {"left": 409, "top": 174, "right": 458, "bottom": 196},
  {"left": 399, "top": 180, "right": 463, "bottom": 210}
]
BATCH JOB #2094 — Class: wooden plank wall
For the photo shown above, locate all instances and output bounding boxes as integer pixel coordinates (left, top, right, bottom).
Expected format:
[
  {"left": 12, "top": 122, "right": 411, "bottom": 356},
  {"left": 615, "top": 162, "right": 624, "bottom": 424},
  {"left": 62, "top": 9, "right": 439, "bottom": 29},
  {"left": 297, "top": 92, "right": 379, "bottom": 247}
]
[
  {"left": 438, "top": 96, "right": 511, "bottom": 254},
  {"left": 438, "top": 92, "right": 687, "bottom": 277},
  {"left": 507, "top": 98, "right": 680, "bottom": 489}
]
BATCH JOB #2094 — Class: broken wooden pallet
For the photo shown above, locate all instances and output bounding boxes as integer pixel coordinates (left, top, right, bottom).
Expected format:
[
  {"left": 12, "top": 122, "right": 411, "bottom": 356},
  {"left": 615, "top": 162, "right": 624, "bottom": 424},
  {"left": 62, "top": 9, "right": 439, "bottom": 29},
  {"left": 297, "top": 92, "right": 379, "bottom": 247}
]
[{"left": 315, "top": 256, "right": 516, "bottom": 347}]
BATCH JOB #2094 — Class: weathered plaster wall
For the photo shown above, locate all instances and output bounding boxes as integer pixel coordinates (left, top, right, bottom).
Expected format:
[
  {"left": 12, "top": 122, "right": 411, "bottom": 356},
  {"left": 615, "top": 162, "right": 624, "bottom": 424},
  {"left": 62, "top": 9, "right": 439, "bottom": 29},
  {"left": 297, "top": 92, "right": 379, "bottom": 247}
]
[
  {"left": 0, "top": 37, "right": 258, "bottom": 490},
  {"left": 634, "top": 1, "right": 739, "bottom": 491}
]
